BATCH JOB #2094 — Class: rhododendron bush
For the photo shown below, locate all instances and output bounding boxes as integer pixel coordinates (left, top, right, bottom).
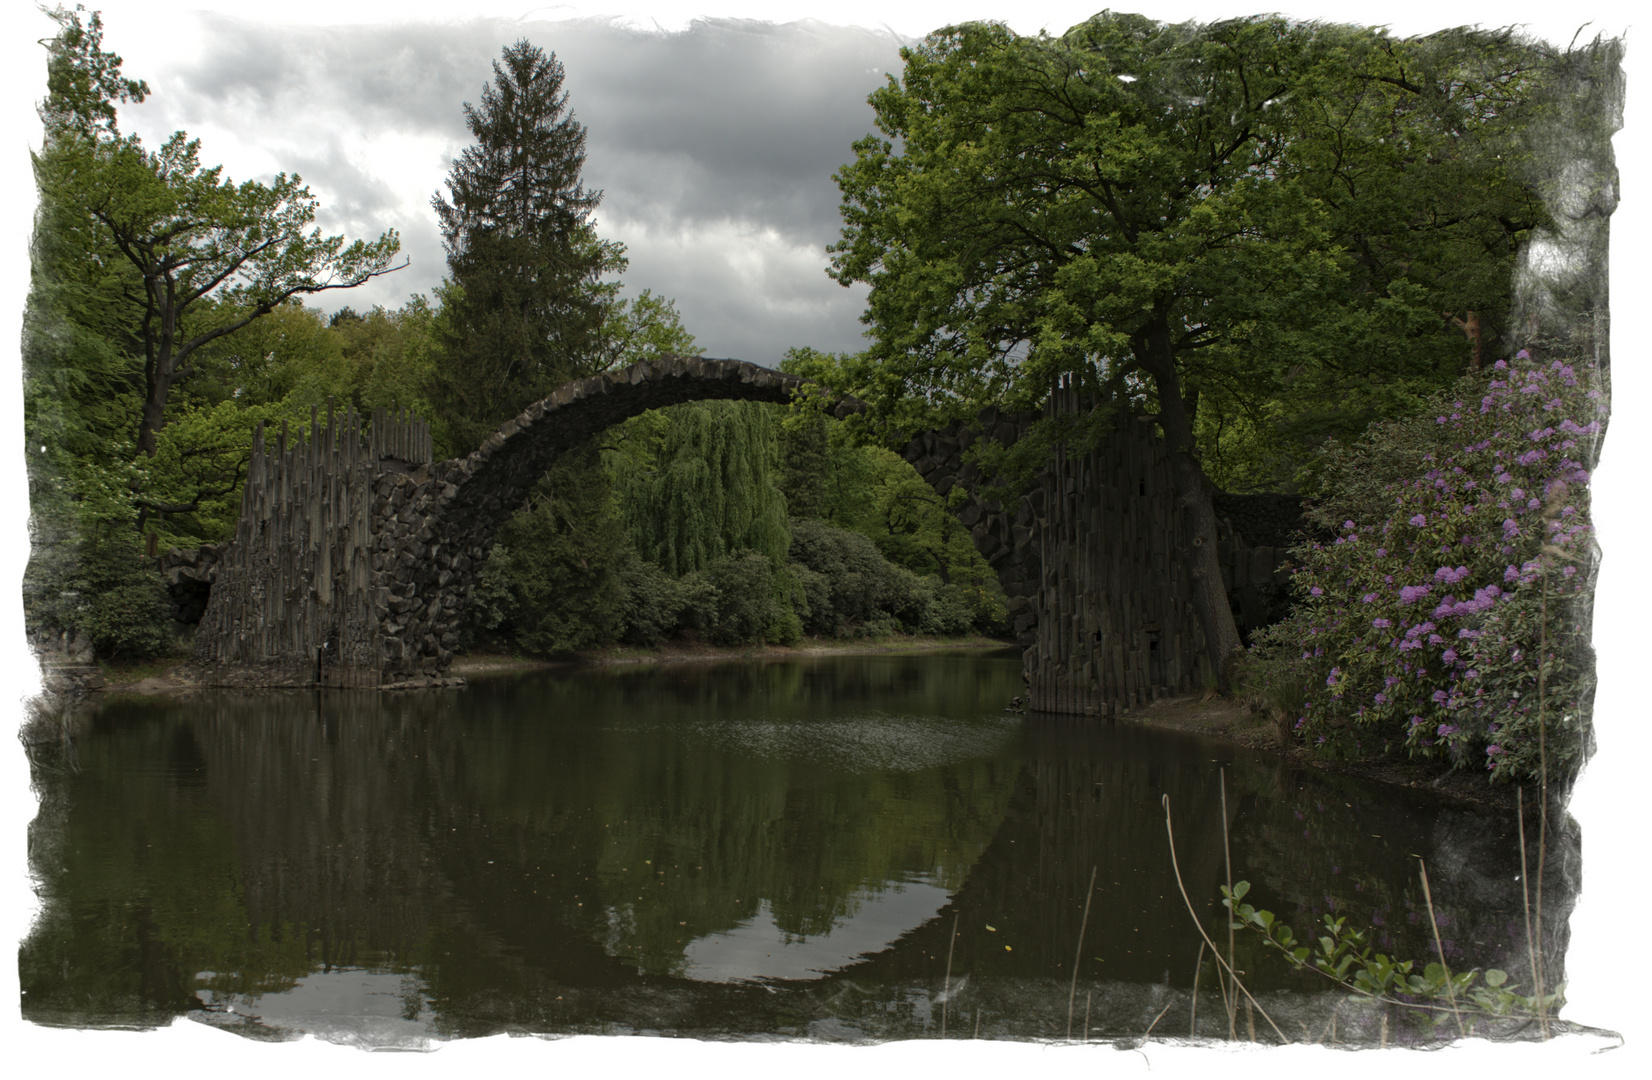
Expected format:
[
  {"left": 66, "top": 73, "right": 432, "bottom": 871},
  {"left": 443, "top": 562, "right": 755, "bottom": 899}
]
[{"left": 1246, "top": 353, "right": 1603, "bottom": 784}]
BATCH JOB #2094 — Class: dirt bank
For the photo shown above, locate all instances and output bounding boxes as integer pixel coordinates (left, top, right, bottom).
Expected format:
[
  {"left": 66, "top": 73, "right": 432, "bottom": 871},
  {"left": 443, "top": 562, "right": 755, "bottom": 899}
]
[
  {"left": 452, "top": 635, "right": 1015, "bottom": 676},
  {"left": 1113, "top": 691, "right": 1541, "bottom": 815}
]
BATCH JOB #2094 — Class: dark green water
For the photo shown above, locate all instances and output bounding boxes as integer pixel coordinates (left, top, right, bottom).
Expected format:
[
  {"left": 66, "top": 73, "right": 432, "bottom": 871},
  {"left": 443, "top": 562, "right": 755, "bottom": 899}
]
[{"left": 20, "top": 650, "right": 1565, "bottom": 1045}]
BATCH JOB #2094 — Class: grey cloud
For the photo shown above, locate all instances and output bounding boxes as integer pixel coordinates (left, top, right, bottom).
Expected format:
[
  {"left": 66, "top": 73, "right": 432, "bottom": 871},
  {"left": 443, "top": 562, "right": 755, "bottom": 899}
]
[{"left": 125, "top": 13, "right": 909, "bottom": 358}]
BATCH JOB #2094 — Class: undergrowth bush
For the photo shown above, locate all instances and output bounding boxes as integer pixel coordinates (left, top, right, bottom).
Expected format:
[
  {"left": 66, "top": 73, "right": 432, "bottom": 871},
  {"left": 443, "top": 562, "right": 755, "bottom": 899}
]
[
  {"left": 24, "top": 531, "right": 173, "bottom": 660},
  {"left": 1246, "top": 352, "right": 1601, "bottom": 784}
]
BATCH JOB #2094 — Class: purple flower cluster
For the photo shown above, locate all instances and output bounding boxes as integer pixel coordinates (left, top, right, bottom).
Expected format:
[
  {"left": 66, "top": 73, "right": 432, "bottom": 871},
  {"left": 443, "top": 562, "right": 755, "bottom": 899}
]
[{"left": 1250, "top": 353, "right": 1601, "bottom": 783}]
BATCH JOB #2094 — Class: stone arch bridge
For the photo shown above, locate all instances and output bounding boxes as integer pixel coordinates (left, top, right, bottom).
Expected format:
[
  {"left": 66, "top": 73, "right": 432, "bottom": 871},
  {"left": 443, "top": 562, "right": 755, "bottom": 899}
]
[{"left": 184, "top": 357, "right": 1297, "bottom": 711}]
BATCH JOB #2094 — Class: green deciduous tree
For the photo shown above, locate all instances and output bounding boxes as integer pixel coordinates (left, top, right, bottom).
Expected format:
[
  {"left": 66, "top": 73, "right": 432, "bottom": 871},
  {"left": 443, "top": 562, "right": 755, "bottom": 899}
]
[
  {"left": 615, "top": 400, "right": 792, "bottom": 579},
  {"left": 825, "top": 12, "right": 1558, "bottom": 683},
  {"left": 36, "top": 7, "right": 402, "bottom": 464}
]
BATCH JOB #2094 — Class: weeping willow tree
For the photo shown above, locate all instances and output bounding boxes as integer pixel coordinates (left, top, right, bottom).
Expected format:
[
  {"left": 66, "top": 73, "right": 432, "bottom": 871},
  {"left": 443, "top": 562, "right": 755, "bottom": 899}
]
[{"left": 617, "top": 400, "right": 791, "bottom": 576}]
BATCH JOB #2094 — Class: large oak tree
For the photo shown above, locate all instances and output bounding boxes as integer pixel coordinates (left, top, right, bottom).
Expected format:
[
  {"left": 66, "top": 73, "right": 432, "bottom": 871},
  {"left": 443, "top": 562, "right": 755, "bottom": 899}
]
[{"left": 823, "top": 12, "right": 1554, "bottom": 684}]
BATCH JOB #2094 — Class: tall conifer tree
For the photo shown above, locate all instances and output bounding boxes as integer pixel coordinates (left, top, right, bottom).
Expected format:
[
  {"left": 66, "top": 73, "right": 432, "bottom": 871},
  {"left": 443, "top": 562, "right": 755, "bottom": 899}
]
[{"left": 430, "top": 39, "right": 618, "bottom": 454}]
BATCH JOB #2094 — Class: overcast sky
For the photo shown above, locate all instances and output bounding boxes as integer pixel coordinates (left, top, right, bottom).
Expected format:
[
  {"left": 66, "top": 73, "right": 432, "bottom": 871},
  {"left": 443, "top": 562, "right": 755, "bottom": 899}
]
[
  {"left": 2, "top": 0, "right": 1647, "bottom": 1070},
  {"left": 6, "top": 1, "right": 1637, "bottom": 364}
]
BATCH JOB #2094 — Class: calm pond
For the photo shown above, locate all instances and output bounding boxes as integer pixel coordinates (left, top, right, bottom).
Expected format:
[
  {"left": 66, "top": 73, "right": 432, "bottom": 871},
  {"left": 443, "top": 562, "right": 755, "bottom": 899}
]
[{"left": 21, "top": 649, "right": 1569, "bottom": 1045}]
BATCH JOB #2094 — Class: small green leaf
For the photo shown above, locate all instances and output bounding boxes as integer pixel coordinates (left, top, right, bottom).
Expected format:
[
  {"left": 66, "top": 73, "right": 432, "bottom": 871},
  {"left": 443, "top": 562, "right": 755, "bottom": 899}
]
[{"left": 1486, "top": 969, "right": 1507, "bottom": 988}]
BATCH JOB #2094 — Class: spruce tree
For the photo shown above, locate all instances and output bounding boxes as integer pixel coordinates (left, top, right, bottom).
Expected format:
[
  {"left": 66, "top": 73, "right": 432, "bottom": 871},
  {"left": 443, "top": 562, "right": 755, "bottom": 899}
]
[{"left": 430, "top": 39, "right": 618, "bottom": 454}]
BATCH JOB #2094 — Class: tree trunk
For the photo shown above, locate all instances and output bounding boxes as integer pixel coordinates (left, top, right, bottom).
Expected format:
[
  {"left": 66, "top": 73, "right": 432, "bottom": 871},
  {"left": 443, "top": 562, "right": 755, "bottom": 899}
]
[{"left": 1136, "top": 320, "right": 1242, "bottom": 688}]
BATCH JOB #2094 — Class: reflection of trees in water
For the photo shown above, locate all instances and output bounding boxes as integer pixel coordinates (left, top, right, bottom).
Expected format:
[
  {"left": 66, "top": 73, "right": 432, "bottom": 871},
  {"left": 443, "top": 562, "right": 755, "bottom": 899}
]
[
  {"left": 21, "top": 706, "right": 316, "bottom": 1025},
  {"left": 446, "top": 657, "right": 1024, "bottom": 977},
  {"left": 22, "top": 654, "right": 1026, "bottom": 1033},
  {"left": 25, "top": 653, "right": 1549, "bottom": 1041}
]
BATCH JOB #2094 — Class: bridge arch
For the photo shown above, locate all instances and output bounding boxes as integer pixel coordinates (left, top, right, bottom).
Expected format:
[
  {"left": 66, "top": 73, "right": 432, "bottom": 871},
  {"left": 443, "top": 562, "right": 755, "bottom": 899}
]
[
  {"left": 186, "top": 356, "right": 1291, "bottom": 707},
  {"left": 189, "top": 357, "right": 862, "bottom": 687}
]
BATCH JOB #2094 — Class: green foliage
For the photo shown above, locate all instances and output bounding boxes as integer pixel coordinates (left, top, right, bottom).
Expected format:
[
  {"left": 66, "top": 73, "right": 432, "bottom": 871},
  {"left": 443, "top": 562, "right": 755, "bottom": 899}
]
[
  {"left": 787, "top": 518, "right": 929, "bottom": 637},
  {"left": 27, "top": 6, "right": 400, "bottom": 576},
  {"left": 1222, "top": 880, "right": 1563, "bottom": 1027},
  {"left": 467, "top": 448, "right": 629, "bottom": 655},
  {"left": 614, "top": 400, "right": 792, "bottom": 578},
  {"left": 23, "top": 518, "right": 172, "bottom": 660},
  {"left": 822, "top": 12, "right": 1561, "bottom": 496}
]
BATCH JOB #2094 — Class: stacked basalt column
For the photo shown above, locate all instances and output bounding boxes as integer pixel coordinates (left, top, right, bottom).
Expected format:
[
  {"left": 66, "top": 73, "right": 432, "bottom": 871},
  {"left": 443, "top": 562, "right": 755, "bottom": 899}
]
[
  {"left": 190, "top": 403, "right": 428, "bottom": 687},
  {"left": 903, "top": 394, "right": 1210, "bottom": 718}
]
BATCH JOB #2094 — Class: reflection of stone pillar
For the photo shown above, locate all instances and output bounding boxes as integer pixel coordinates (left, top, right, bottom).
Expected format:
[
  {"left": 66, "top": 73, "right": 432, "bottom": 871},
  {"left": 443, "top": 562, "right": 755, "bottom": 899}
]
[{"left": 189, "top": 691, "right": 454, "bottom": 968}]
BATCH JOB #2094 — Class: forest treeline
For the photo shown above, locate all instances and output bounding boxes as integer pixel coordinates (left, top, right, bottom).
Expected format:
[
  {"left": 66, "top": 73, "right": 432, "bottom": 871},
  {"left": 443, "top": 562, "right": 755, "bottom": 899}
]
[{"left": 22, "top": 9, "right": 1619, "bottom": 783}]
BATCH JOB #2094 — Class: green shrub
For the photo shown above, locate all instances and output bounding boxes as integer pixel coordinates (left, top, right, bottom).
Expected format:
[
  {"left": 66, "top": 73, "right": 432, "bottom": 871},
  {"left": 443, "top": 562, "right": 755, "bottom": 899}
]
[{"left": 24, "top": 531, "right": 173, "bottom": 660}]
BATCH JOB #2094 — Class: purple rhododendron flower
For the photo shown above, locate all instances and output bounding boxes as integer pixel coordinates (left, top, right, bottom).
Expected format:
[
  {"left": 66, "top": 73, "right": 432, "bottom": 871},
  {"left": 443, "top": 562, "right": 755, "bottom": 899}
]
[
  {"left": 1372, "top": 617, "right": 1391, "bottom": 629},
  {"left": 1399, "top": 584, "right": 1431, "bottom": 603},
  {"left": 1409, "top": 514, "right": 1428, "bottom": 527}
]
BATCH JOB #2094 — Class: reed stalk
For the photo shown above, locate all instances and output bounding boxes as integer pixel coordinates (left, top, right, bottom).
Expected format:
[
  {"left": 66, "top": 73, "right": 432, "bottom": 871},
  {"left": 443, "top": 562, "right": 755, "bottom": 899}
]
[
  {"left": 1189, "top": 939, "right": 1205, "bottom": 1039},
  {"left": 942, "top": 910, "right": 958, "bottom": 1039},
  {"left": 1535, "top": 569, "right": 1552, "bottom": 1039},
  {"left": 1418, "top": 858, "right": 1466, "bottom": 1038},
  {"left": 1067, "top": 865, "right": 1097, "bottom": 1042},
  {"left": 1162, "top": 795, "right": 1287, "bottom": 1042},
  {"left": 1141, "top": 1002, "right": 1173, "bottom": 1047},
  {"left": 1517, "top": 787, "right": 1542, "bottom": 1031},
  {"left": 1220, "top": 768, "right": 1238, "bottom": 1040}
]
